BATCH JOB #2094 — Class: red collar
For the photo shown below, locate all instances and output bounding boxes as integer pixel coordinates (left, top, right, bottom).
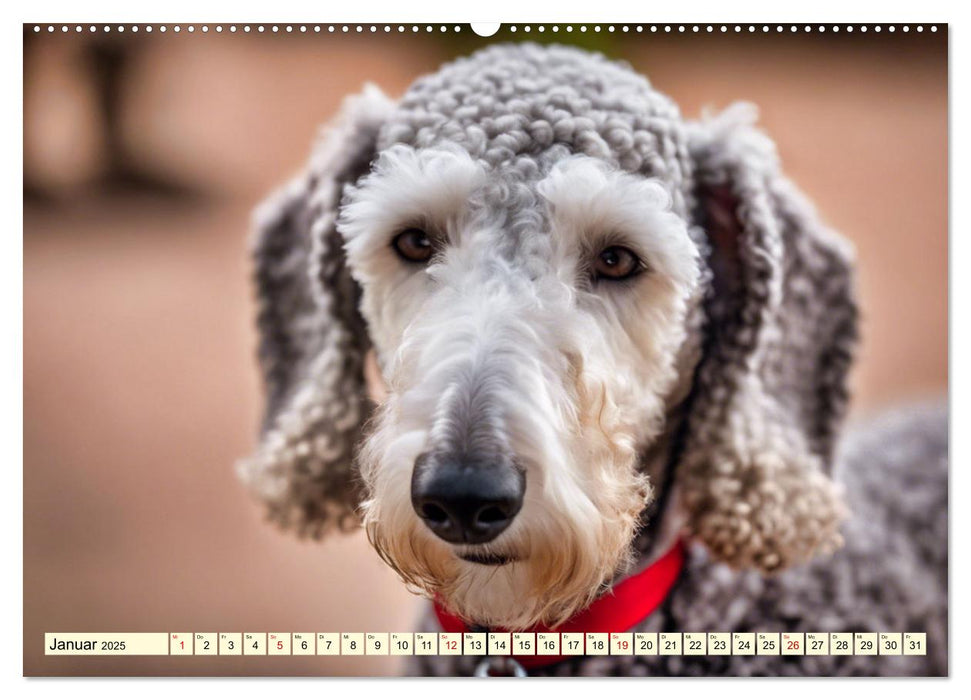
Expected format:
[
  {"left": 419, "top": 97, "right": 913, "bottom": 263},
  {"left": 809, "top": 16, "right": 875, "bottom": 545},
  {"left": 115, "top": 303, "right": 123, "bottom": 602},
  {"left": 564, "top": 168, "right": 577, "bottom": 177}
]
[{"left": 433, "top": 539, "right": 685, "bottom": 670}]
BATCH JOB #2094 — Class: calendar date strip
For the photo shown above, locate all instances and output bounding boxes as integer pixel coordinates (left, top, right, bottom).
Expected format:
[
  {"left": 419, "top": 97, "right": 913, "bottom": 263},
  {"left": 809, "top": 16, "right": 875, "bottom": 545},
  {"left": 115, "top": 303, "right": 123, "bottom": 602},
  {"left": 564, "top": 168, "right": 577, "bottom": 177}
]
[{"left": 45, "top": 631, "right": 926, "bottom": 657}]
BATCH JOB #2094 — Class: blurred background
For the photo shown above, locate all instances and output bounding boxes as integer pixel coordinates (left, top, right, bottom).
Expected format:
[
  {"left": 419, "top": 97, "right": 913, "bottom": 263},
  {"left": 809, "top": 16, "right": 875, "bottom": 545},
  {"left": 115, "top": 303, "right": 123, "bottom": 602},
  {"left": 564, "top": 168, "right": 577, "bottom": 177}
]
[{"left": 24, "top": 25, "right": 947, "bottom": 676}]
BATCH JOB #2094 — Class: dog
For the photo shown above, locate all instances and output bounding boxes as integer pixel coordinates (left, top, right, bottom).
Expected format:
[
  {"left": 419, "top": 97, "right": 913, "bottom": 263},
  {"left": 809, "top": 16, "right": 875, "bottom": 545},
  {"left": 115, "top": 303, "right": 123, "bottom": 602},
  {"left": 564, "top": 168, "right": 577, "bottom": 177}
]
[{"left": 238, "top": 43, "right": 948, "bottom": 676}]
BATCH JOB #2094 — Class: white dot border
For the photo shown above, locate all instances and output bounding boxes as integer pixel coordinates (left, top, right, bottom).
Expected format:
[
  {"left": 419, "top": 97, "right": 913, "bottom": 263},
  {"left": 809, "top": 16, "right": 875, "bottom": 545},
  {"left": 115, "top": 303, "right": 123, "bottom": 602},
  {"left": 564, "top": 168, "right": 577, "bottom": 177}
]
[{"left": 29, "top": 23, "right": 941, "bottom": 35}]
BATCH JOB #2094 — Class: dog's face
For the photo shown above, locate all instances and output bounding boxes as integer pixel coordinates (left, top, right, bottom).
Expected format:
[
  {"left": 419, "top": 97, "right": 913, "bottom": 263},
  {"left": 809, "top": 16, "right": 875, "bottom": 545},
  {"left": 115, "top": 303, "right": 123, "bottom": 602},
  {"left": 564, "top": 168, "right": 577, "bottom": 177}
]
[
  {"left": 338, "top": 146, "right": 701, "bottom": 627},
  {"left": 240, "top": 45, "right": 855, "bottom": 634}
]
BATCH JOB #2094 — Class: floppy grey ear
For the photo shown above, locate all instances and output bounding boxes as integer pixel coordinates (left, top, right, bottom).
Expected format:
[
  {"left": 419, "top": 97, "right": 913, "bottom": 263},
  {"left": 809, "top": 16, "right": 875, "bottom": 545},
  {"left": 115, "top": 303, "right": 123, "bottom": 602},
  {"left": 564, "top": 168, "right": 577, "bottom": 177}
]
[
  {"left": 678, "top": 104, "right": 858, "bottom": 573},
  {"left": 237, "top": 85, "right": 396, "bottom": 538}
]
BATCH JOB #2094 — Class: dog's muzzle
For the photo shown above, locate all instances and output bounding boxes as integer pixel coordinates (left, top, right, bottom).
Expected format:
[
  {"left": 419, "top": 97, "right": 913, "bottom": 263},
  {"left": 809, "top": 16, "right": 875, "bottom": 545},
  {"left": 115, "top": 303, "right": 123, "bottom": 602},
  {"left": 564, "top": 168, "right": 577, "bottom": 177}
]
[{"left": 410, "top": 452, "right": 525, "bottom": 545}]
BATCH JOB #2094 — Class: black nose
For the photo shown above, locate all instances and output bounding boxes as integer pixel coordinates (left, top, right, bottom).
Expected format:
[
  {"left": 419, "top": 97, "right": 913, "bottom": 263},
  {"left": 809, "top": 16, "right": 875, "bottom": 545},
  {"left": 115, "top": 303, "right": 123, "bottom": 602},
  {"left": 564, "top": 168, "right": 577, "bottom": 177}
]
[{"left": 411, "top": 453, "right": 525, "bottom": 545}]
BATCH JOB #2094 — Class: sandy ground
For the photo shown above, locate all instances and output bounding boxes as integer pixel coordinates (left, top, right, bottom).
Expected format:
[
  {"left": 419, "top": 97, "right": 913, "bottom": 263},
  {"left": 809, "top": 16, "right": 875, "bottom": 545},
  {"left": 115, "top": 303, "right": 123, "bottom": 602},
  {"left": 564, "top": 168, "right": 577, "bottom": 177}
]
[{"left": 24, "top": 29, "right": 947, "bottom": 676}]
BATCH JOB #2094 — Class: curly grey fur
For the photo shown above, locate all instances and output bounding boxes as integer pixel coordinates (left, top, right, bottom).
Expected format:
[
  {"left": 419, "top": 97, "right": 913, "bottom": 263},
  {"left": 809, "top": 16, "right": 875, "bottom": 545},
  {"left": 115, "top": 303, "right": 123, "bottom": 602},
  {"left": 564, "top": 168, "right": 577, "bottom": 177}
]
[
  {"left": 376, "top": 44, "right": 693, "bottom": 218},
  {"left": 237, "top": 86, "right": 395, "bottom": 535},
  {"left": 679, "top": 106, "right": 856, "bottom": 572}
]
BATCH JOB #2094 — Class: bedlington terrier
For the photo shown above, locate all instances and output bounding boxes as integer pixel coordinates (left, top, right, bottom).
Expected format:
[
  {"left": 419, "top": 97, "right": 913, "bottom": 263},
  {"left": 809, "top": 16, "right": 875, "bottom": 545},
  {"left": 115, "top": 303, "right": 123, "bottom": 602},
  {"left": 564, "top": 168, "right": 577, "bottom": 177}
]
[{"left": 237, "top": 43, "right": 948, "bottom": 676}]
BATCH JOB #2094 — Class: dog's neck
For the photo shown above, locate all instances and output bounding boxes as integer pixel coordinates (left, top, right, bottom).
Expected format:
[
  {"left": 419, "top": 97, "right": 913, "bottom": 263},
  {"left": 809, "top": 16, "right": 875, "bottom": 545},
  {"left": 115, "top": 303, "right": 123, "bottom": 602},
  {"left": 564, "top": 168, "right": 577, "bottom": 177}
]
[
  {"left": 622, "top": 299, "right": 704, "bottom": 574},
  {"left": 624, "top": 400, "right": 691, "bottom": 579}
]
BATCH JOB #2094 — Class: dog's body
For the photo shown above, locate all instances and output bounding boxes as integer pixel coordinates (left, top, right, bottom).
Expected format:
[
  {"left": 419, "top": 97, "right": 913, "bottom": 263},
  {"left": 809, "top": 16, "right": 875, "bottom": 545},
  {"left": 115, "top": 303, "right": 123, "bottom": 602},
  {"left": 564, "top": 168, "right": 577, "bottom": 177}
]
[{"left": 239, "top": 44, "right": 948, "bottom": 676}]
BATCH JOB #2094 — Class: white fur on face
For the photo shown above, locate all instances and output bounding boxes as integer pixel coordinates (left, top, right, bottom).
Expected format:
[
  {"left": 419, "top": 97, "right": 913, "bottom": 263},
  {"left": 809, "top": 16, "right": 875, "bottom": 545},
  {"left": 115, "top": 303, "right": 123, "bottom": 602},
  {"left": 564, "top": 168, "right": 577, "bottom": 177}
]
[{"left": 337, "top": 148, "right": 701, "bottom": 629}]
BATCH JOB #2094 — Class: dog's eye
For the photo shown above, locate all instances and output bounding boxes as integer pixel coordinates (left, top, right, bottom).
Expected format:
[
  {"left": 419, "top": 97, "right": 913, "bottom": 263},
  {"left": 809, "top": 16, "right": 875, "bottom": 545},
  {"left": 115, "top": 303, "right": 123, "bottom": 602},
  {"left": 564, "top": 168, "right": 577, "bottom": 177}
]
[
  {"left": 594, "top": 246, "right": 642, "bottom": 281},
  {"left": 391, "top": 228, "right": 433, "bottom": 263}
]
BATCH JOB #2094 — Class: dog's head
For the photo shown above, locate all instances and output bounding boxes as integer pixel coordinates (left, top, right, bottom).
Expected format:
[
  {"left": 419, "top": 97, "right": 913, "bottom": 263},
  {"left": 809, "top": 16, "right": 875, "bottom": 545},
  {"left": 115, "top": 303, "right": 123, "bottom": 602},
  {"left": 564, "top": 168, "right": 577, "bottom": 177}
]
[{"left": 238, "top": 45, "right": 856, "bottom": 629}]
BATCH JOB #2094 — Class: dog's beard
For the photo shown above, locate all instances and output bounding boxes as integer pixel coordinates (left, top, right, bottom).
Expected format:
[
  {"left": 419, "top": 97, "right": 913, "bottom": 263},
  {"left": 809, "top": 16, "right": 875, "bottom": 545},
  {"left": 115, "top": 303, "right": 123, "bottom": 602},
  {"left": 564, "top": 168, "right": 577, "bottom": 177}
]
[
  {"left": 359, "top": 407, "right": 652, "bottom": 630},
  {"left": 363, "top": 503, "right": 647, "bottom": 629}
]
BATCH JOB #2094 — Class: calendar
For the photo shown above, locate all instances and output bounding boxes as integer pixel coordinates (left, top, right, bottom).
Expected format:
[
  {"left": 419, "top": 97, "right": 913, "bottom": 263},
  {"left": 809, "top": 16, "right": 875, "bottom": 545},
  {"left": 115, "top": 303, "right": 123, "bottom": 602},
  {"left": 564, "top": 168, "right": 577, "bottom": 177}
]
[
  {"left": 23, "top": 17, "right": 947, "bottom": 682},
  {"left": 44, "top": 632, "right": 927, "bottom": 657}
]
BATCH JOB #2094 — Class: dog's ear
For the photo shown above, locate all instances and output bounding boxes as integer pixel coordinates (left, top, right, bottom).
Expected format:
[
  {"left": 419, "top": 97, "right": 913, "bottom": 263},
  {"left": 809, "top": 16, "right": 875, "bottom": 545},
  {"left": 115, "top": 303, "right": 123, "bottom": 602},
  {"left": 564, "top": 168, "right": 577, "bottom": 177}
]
[
  {"left": 678, "top": 104, "right": 858, "bottom": 573},
  {"left": 237, "top": 85, "right": 396, "bottom": 538}
]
